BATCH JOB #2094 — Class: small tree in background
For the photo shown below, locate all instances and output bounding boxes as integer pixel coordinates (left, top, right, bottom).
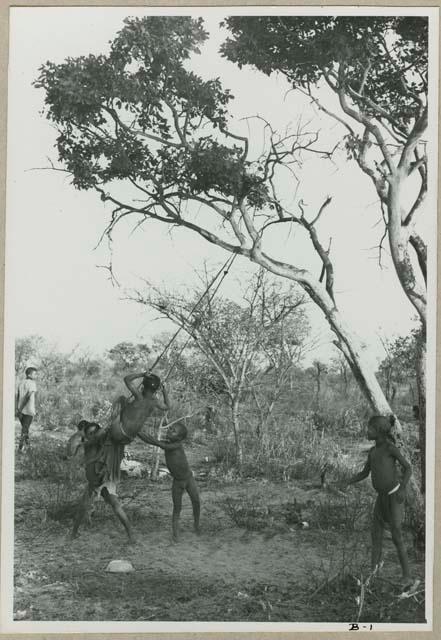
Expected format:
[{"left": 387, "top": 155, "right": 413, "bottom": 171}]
[
  {"left": 107, "top": 341, "right": 151, "bottom": 374},
  {"left": 133, "top": 271, "right": 308, "bottom": 465},
  {"left": 15, "top": 335, "right": 45, "bottom": 376},
  {"left": 378, "top": 332, "right": 418, "bottom": 404}
]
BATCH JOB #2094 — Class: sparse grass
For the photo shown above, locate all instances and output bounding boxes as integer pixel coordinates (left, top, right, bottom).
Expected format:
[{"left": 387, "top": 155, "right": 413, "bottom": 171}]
[
  {"left": 15, "top": 437, "right": 84, "bottom": 523},
  {"left": 309, "top": 492, "right": 372, "bottom": 532},
  {"left": 238, "top": 413, "right": 357, "bottom": 485}
]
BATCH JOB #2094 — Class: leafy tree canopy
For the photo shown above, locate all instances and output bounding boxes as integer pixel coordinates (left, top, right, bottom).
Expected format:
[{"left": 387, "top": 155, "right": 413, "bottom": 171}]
[
  {"left": 34, "top": 16, "right": 268, "bottom": 207},
  {"left": 221, "top": 16, "right": 427, "bottom": 131},
  {"left": 107, "top": 341, "right": 150, "bottom": 372},
  {"left": 378, "top": 330, "right": 419, "bottom": 384}
]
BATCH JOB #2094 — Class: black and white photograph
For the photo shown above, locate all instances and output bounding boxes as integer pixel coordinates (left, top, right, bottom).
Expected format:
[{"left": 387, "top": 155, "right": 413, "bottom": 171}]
[{"left": 1, "top": 5, "right": 438, "bottom": 634}]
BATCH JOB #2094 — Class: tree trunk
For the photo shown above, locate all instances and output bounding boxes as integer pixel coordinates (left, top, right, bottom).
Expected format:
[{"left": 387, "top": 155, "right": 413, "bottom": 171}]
[
  {"left": 150, "top": 416, "right": 167, "bottom": 481},
  {"left": 252, "top": 253, "right": 393, "bottom": 417},
  {"left": 328, "top": 311, "right": 393, "bottom": 415},
  {"left": 230, "top": 397, "right": 243, "bottom": 466},
  {"left": 315, "top": 369, "right": 321, "bottom": 407},
  {"left": 251, "top": 387, "right": 264, "bottom": 438},
  {"left": 388, "top": 176, "right": 427, "bottom": 328},
  {"left": 341, "top": 365, "right": 348, "bottom": 397},
  {"left": 390, "top": 384, "right": 398, "bottom": 403},
  {"left": 415, "top": 331, "right": 426, "bottom": 494}
]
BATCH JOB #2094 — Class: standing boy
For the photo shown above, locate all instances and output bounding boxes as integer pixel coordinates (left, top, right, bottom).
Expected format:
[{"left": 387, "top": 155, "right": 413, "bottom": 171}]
[
  {"left": 16, "top": 367, "right": 38, "bottom": 452},
  {"left": 346, "top": 414, "right": 417, "bottom": 590},
  {"left": 139, "top": 421, "right": 200, "bottom": 542}
]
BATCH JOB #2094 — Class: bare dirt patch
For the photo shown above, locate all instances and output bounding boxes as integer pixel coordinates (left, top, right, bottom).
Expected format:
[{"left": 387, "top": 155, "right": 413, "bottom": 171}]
[{"left": 13, "top": 429, "right": 425, "bottom": 623}]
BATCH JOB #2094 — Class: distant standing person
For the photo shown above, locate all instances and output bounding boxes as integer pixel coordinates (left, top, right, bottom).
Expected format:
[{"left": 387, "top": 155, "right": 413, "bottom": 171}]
[{"left": 15, "top": 366, "right": 38, "bottom": 452}]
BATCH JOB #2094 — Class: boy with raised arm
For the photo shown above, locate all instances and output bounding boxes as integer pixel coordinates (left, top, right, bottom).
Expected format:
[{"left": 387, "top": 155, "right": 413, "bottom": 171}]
[
  {"left": 110, "top": 371, "right": 170, "bottom": 443},
  {"left": 102, "top": 371, "right": 171, "bottom": 493},
  {"left": 346, "top": 414, "right": 417, "bottom": 590},
  {"left": 67, "top": 371, "right": 170, "bottom": 542},
  {"left": 138, "top": 421, "right": 200, "bottom": 542}
]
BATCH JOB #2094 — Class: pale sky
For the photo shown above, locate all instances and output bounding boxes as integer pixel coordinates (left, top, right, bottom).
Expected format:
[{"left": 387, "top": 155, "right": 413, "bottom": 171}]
[{"left": 6, "top": 7, "right": 435, "bottom": 368}]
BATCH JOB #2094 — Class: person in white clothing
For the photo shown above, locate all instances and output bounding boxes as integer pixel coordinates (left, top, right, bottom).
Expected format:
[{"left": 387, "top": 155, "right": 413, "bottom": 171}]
[{"left": 16, "top": 367, "right": 38, "bottom": 452}]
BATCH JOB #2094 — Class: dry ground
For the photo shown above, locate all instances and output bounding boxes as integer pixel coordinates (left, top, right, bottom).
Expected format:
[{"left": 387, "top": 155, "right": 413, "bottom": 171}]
[{"left": 13, "top": 425, "right": 426, "bottom": 624}]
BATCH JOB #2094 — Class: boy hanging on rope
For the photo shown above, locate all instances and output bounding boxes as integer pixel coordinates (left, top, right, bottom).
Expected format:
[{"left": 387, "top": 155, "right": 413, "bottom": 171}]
[
  {"left": 345, "top": 415, "right": 419, "bottom": 591},
  {"left": 138, "top": 421, "right": 200, "bottom": 542},
  {"left": 67, "top": 372, "right": 170, "bottom": 541},
  {"left": 110, "top": 371, "right": 170, "bottom": 443}
]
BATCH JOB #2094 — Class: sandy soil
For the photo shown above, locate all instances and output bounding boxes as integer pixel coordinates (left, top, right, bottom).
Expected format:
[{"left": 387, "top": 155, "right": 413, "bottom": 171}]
[{"left": 13, "top": 427, "right": 426, "bottom": 623}]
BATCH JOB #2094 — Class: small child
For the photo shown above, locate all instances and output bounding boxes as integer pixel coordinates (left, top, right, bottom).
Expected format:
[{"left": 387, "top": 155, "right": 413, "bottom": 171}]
[
  {"left": 69, "top": 420, "right": 135, "bottom": 543},
  {"left": 139, "top": 421, "right": 200, "bottom": 542},
  {"left": 346, "top": 414, "right": 416, "bottom": 589}
]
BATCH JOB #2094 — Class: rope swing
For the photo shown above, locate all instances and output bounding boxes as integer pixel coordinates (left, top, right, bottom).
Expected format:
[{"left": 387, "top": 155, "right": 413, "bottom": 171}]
[{"left": 148, "top": 252, "right": 238, "bottom": 381}]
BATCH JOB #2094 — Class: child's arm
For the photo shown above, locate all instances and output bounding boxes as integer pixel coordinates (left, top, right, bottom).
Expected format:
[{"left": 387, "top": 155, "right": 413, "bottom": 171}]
[
  {"left": 17, "top": 391, "right": 31, "bottom": 414},
  {"left": 153, "top": 383, "right": 171, "bottom": 413},
  {"left": 123, "top": 372, "right": 147, "bottom": 398},
  {"left": 389, "top": 444, "right": 412, "bottom": 501},
  {"left": 347, "top": 457, "right": 371, "bottom": 485},
  {"left": 66, "top": 431, "right": 84, "bottom": 458}
]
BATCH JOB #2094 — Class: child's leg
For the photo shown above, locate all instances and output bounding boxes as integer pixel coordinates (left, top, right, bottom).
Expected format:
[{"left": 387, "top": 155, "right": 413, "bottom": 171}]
[
  {"left": 371, "top": 497, "right": 385, "bottom": 572},
  {"left": 18, "top": 415, "right": 32, "bottom": 451},
  {"left": 72, "top": 486, "right": 94, "bottom": 539},
  {"left": 172, "top": 480, "right": 185, "bottom": 541},
  {"left": 101, "top": 487, "right": 135, "bottom": 543},
  {"left": 186, "top": 476, "right": 200, "bottom": 534},
  {"left": 389, "top": 496, "right": 410, "bottom": 582}
]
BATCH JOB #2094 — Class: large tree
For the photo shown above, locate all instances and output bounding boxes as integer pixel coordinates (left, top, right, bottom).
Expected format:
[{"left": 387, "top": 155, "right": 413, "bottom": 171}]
[
  {"left": 35, "top": 16, "right": 399, "bottom": 430},
  {"left": 222, "top": 15, "right": 429, "bottom": 488}
]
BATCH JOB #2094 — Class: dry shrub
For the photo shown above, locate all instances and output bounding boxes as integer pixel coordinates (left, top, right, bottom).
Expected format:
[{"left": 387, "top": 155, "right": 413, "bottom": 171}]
[
  {"left": 242, "top": 413, "right": 354, "bottom": 483},
  {"left": 223, "top": 495, "right": 271, "bottom": 531},
  {"left": 16, "top": 437, "right": 84, "bottom": 520},
  {"left": 309, "top": 492, "right": 372, "bottom": 532}
]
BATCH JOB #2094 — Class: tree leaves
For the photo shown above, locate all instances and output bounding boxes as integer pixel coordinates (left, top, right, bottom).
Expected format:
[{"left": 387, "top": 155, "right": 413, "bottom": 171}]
[
  {"left": 34, "top": 16, "right": 240, "bottom": 198},
  {"left": 221, "top": 16, "right": 428, "bottom": 130}
]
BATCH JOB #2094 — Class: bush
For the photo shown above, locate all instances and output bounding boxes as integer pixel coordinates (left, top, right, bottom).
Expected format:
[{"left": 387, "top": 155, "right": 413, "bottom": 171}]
[
  {"left": 16, "top": 437, "right": 84, "bottom": 520},
  {"left": 223, "top": 495, "right": 271, "bottom": 531},
  {"left": 222, "top": 492, "right": 303, "bottom": 531},
  {"left": 309, "top": 493, "right": 372, "bottom": 532},
  {"left": 16, "top": 438, "right": 78, "bottom": 481},
  {"left": 242, "top": 412, "right": 355, "bottom": 483},
  {"left": 210, "top": 435, "right": 238, "bottom": 469}
]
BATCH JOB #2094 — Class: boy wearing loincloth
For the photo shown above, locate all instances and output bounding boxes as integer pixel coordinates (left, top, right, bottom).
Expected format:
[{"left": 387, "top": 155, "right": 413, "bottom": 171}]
[
  {"left": 68, "top": 372, "right": 170, "bottom": 541},
  {"left": 346, "top": 415, "right": 416, "bottom": 590},
  {"left": 139, "top": 421, "right": 200, "bottom": 542},
  {"left": 69, "top": 420, "right": 135, "bottom": 543}
]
